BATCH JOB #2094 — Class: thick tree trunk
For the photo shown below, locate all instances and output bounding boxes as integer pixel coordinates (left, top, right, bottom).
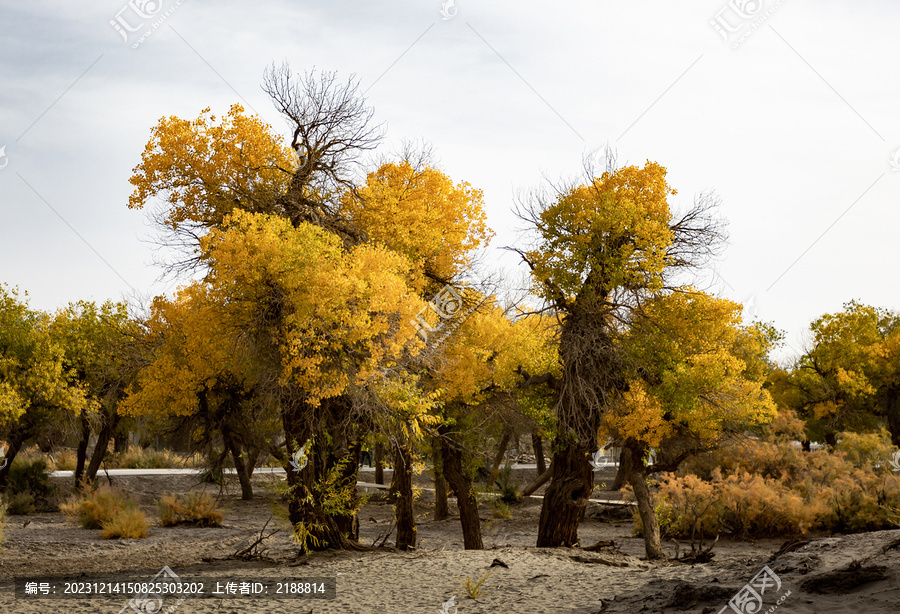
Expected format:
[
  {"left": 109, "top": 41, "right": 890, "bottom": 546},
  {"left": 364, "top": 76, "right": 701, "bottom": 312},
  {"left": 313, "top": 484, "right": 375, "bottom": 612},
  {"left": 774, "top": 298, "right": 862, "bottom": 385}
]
[
  {"left": 392, "top": 443, "right": 416, "bottom": 551},
  {"left": 279, "top": 400, "right": 366, "bottom": 552},
  {"left": 333, "top": 439, "right": 362, "bottom": 542},
  {"left": 222, "top": 422, "right": 253, "bottom": 500},
  {"left": 374, "top": 442, "right": 385, "bottom": 485},
  {"left": 433, "top": 438, "right": 449, "bottom": 521},
  {"left": 532, "top": 431, "right": 546, "bottom": 476},
  {"left": 536, "top": 440, "right": 592, "bottom": 547},
  {"left": 611, "top": 447, "right": 632, "bottom": 491},
  {"left": 440, "top": 431, "right": 483, "bottom": 549},
  {"left": 626, "top": 445, "right": 664, "bottom": 560},
  {"left": 74, "top": 410, "right": 90, "bottom": 487}
]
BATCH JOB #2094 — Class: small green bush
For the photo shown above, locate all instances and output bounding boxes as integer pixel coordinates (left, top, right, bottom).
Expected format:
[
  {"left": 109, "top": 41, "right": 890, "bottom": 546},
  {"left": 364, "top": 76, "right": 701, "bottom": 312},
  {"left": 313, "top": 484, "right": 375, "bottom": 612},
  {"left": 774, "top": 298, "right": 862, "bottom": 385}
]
[
  {"left": 6, "top": 492, "right": 35, "bottom": 515},
  {"left": 6, "top": 458, "right": 56, "bottom": 513}
]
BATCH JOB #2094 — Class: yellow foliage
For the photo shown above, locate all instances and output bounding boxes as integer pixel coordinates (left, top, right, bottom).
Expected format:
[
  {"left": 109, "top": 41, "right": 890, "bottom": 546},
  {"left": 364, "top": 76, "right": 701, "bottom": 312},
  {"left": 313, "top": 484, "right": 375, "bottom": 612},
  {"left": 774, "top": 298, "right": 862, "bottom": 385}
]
[
  {"left": 343, "top": 162, "right": 494, "bottom": 290},
  {"left": 128, "top": 104, "right": 293, "bottom": 229},
  {"left": 607, "top": 290, "right": 777, "bottom": 447},
  {"left": 526, "top": 162, "right": 675, "bottom": 305}
]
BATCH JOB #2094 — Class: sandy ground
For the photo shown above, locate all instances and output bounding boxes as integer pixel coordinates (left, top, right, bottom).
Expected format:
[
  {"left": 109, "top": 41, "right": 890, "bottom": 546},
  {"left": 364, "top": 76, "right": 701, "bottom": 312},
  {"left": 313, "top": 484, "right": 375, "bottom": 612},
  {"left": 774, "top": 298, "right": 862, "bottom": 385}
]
[{"left": 1, "top": 468, "right": 899, "bottom": 613}]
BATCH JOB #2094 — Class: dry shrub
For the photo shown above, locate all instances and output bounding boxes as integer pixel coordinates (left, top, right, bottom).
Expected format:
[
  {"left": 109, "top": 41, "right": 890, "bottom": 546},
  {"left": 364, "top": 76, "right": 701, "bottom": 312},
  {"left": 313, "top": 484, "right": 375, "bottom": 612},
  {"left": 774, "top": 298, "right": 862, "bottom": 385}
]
[
  {"left": 717, "top": 471, "right": 821, "bottom": 536},
  {"left": 651, "top": 430, "right": 900, "bottom": 538},
  {"left": 111, "top": 445, "right": 181, "bottom": 469},
  {"left": 157, "top": 492, "right": 224, "bottom": 527},
  {"left": 61, "top": 486, "right": 137, "bottom": 529},
  {"left": 61, "top": 486, "right": 149, "bottom": 539},
  {"left": 100, "top": 508, "right": 150, "bottom": 539},
  {"left": 653, "top": 473, "right": 720, "bottom": 539}
]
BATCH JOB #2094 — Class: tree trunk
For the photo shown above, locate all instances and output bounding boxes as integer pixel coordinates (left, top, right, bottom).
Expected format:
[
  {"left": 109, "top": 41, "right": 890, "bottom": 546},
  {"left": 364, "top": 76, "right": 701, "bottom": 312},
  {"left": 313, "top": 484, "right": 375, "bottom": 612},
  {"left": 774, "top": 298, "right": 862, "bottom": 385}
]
[
  {"left": 333, "top": 439, "right": 362, "bottom": 542},
  {"left": 0, "top": 418, "right": 34, "bottom": 492},
  {"left": 279, "top": 398, "right": 366, "bottom": 552},
  {"left": 611, "top": 447, "right": 632, "bottom": 491},
  {"left": 392, "top": 443, "right": 416, "bottom": 551},
  {"left": 374, "top": 442, "right": 385, "bottom": 485},
  {"left": 222, "top": 422, "right": 253, "bottom": 500},
  {"left": 885, "top": 389, "right": 900, "bottom": 447},
  {"left": 74, "top": 410, "right": 90, "bottom": 487},
  {"left": 440, "top": 430, "right": 483, "bottom": 549},
  {"left": 522, "top": 464, "right": 552, "bottom": 497},
  {"left": 113, "top": 429, "right": 128, "bottom": 454},
  {"left": 491, "top": 427, "right": 511, "bottom": 480},
  {"left": 85, "top": 411, "right": 120, "bottom": 484},
  {"left": 626, "top": 444, "right": 663, "bottom": 560},
  {"left": 245, "top": 446, "right": 261, "bottom": 478},
  {"left": 536, "top": 440, "right": 592, "bottom": 547},
  {"left": 433, "top": 438, "right": 448, "bottom": 521},
  {"left": 532, "top": 431, "right": 546, "bottom": 476}
]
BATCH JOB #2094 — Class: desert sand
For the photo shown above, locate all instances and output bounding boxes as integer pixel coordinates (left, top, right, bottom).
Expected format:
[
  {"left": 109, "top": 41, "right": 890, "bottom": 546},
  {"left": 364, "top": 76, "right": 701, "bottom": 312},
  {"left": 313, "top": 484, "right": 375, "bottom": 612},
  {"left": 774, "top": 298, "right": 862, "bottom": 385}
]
[{"left": 1, "top": 469, "right": 898, "bottom": 613}]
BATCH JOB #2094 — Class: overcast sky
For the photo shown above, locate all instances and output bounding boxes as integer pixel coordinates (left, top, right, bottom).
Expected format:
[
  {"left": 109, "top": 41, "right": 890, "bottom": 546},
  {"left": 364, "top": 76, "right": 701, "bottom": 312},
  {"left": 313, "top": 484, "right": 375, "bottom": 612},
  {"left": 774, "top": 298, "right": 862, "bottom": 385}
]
[{"left": 1, "top": 0, "right": 898, "bottom": 363}]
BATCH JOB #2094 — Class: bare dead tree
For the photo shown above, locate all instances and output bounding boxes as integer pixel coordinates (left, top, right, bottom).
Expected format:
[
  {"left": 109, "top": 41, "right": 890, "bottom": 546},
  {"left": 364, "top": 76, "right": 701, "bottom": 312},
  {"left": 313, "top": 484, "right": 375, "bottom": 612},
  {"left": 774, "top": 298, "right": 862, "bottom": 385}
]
[{"left": 263, "top": 63, "right": 384, "bottom": 243}]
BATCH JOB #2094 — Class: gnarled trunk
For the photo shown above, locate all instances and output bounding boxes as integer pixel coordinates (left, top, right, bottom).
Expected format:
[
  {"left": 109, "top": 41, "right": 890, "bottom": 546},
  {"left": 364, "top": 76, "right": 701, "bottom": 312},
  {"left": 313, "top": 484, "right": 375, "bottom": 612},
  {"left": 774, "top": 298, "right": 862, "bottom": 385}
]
[
  {"left": 392, "top": 443, "right": 416, "bottom": 550},
  {"left": 440, "top": 430, "right": 483, "bottom": 549},
  {"left": 536, "top": 439, "right": 592, "bottom": 547}
]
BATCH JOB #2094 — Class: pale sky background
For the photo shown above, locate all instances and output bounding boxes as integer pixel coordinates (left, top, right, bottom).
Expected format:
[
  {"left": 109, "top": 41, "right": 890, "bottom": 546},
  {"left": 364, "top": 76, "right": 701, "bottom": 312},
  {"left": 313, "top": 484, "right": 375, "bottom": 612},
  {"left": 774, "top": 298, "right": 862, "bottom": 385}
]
[{"left": 0, "top": 0, "right": 898, "bottom": 364}]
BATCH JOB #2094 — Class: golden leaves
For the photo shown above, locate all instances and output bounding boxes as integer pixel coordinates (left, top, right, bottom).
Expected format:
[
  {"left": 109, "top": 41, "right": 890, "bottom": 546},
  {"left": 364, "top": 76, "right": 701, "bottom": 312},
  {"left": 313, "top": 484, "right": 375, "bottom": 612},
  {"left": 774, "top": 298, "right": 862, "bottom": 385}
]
[
  {"left": 527, "top": 161, "right": 676, "bottom": 306},
  {"left": 343, "top": 162, "right": 494, "bottom": 291}
]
